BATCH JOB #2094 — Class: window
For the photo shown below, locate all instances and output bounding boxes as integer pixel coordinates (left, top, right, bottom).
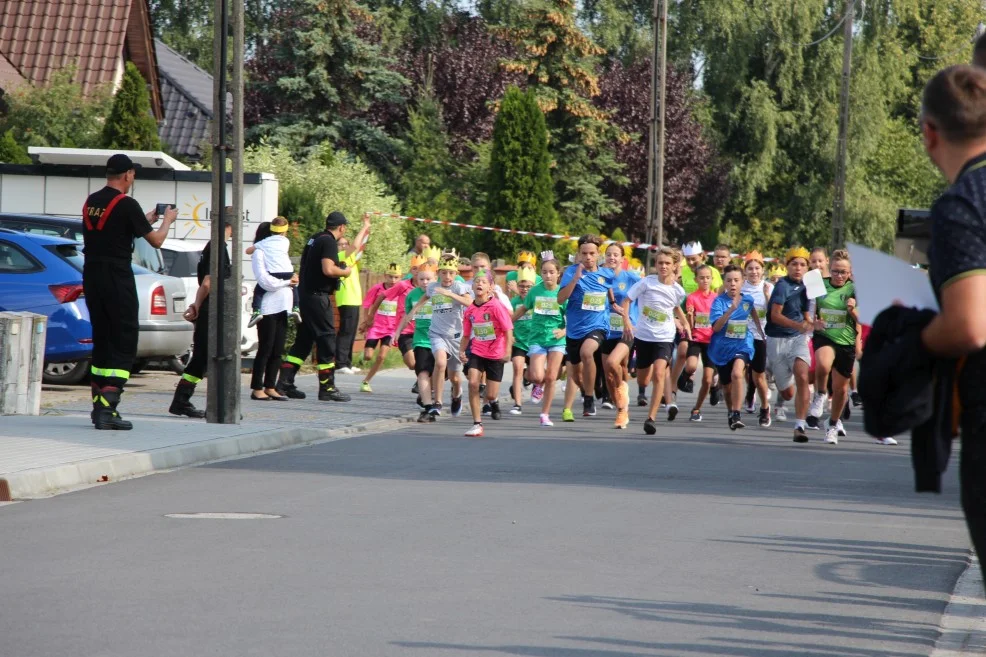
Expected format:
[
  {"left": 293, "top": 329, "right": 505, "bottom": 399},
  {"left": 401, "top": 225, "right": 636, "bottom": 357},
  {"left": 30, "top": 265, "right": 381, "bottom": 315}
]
[
  {"left": 45, "top": 244, "right": 84, "bottom": 273},
  {"left": 0, "top": 240, "right": 42, "bottom": 273},
  {"left": 163, "top": 250, "right": 201, "bottom": 278}
]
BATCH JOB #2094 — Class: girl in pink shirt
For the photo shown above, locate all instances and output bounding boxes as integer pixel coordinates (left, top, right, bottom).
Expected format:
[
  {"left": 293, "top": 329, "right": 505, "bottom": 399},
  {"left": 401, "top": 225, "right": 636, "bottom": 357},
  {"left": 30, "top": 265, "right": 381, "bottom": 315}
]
[
  {"left": 358, "top": 264, "right": 405, "bottom": 392},
  {"left": 684, "top": 265, "right": 718, "bottom": 421},
  {"left": 459, "top": 270, "right": 514, "bottom": 437}
]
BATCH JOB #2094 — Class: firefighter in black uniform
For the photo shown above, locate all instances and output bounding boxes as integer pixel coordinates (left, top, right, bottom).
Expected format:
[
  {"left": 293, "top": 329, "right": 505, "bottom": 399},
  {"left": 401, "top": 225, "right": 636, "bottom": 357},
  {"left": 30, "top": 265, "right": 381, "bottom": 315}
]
[
  {"left": 83, "top": 154, "right": 176, "bottom": 430},
  {"left": 276, "top": 211, "right": 353, "bottom": 401},
  {"left": 169, "top": 209, "right": 234, "bottom": 418}
]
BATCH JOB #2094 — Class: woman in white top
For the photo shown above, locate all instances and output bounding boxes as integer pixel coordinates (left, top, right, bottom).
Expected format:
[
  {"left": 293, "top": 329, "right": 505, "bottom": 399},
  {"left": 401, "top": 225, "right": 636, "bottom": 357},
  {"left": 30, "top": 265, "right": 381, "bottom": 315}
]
[
  {"left": 249, "top": 218, "right": 298, "bottom": 400},
  {"left": 741, "top": 251, "right": 773, "bottom": 426}
]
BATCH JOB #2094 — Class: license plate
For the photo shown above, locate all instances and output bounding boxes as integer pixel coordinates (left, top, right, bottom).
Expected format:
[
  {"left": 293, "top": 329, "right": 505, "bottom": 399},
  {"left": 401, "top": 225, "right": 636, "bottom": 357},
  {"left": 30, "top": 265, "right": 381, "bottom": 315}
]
[{"left": 174, "top": 298, "right": 186, "bottom": 313}]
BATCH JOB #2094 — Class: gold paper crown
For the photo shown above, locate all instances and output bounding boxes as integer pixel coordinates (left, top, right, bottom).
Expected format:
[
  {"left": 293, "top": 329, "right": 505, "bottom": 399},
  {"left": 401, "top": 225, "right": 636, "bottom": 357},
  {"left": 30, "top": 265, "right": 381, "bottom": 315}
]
[
  {"left": 768, "top": 264, "right": 787, "bottom": 278},
  {"left": 438, "top": 249, "right": 460, "bottom": 271},
  {"left": 517, "top": 267, "right": 537, "bottom": 283},
  {"left": 785, "top": 246, "right": 811, "bottom": 264},
  {"left": 409, "top": 254, "right": 427, "bottom": 268},
  {"left": 517, "top": 251, "right": 537, "bottom": 266},
  {"left": 385, "top": 262, "right": 402, "bottom": 276},
  {"left": 422, "top": 246, "right": 442, "bottom": 261}
]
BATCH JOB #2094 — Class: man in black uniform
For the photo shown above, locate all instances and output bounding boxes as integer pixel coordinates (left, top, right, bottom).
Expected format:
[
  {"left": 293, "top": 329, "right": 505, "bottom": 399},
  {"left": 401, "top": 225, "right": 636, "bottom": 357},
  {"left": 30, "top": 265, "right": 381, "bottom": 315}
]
[
  {"left": 83, "top": 154, "right": 176, "bottom": 430},
  {"left": 168, "top": 209, "right": 234, "bottom": 418},
  {"left": 919, "top": 65, "right": 986, "bottom": 585},
  {"left": 276, "top": 211, "right": 353, "bottom": 402}
]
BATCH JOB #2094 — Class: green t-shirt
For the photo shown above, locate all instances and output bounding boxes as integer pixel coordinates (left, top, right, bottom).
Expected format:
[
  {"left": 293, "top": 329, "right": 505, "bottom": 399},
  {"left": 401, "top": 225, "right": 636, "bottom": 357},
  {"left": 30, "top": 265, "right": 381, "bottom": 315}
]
[
  {"left": 680, "top": 264, "right": 722, "bottom": 295},
  {"left": 334, "top": 254, "right": 362, "bottom": 306},
  {"left": 816, "top": 278, "right": 857, "bottom": 346},
  {"left": 405, "top": 287, "right": 433, "bottom": 349},
  {"left": 523, "top": 283, "right": 567, "bottom": 348},
  {"left": 510, "top": 295, "right": 535, "bottom": 351}
]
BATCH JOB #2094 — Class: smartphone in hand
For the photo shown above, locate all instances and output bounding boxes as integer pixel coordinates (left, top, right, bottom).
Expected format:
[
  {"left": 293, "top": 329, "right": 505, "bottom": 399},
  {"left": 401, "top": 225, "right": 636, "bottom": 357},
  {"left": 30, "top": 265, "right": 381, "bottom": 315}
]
[{"left": 155, "top": 203, "right": 176, "bottom": 216}]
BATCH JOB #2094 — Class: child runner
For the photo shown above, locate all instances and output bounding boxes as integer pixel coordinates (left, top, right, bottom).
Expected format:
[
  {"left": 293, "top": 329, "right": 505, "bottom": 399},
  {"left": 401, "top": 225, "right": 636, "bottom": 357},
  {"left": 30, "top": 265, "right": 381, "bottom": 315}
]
[
  {"left": 246, "top": 216, "right": 301, "bottom": 328},
  {"left": 405, "top": 251, "right": 473, "bottom": 418},
  {"left": 811, "top": 249, "right": 858, "bottom": 445},
  {"left": 684, "top": 265, "right": 717, "bottom": 422},
  {"left": 558, "top": 234, "right": 617, "bottom": 420},
  {"left": 805, "top": 246, "right": 830, "bottom": 428},
  {"left": 356, "top": 263, "right": 404, "bottom": 393},
  {"left": 505, "top": 250, "right": 542, "bottom": 296},
  {"left": 460, "top": 269, "right": 515, "bottom": 437},
  {"left": 712, "top": 244, "right": 733, "bottom": 277},
  {"left": 673, "top": 241, "right": 723, "bottom": 401},
  {"left": 395, "top": 266, "right": 437, "bottom": 422},
  {"left": 708, "top": 265, "right": 763, "bottom": 430},
  {"left": 521, "top": 255, "right": 568, "bottom": 426},
  {"left": 602, "top": 243, "right": 640, "bottom": 430},
  {"left": 741, "top": 251, "right": 774, "bottom": 427},
  {"left": 509, "top": 267, "right": 537, "bottom": 414},
  {"left": 627, "top": 247, "right": 689, "bottom": 435}
]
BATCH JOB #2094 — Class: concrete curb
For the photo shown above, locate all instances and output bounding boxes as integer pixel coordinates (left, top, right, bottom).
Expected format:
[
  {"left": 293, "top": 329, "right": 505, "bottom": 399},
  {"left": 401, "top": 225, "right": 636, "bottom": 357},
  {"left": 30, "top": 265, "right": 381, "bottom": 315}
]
[
  {"left": 0, "top": 413, "right": 419, "bottom": 501},
  {"left": 932, "top": 554, "right": 986, "bottom": 657}
]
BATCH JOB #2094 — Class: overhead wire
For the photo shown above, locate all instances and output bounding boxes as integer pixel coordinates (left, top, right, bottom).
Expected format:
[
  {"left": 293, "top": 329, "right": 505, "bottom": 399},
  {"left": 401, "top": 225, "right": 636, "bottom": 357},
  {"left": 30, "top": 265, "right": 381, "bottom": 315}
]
[{"left": 760, "top": 0, "right": 858, "bottom": 49}]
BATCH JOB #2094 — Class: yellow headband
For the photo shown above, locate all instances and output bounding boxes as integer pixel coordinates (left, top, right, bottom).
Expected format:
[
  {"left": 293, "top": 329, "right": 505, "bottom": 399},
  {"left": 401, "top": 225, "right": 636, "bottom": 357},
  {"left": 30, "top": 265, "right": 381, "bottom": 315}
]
[
  {"left": 785, "top": 246, "right": 810, "bottom": 265},
  {"left": 270, "top": 223, "right": 289, "bottom": 234},
  {"left": 409, "top": 254, "right": 427, "bottom": 268},
  {"left": 517, "top": 267, "right": 537, "bottom": 283},
  {"left": 385, "top": 263, "right": 402, "bottom": 276},
  {"left": 517, "top": 251, "right": 537, "bottom": 267}
]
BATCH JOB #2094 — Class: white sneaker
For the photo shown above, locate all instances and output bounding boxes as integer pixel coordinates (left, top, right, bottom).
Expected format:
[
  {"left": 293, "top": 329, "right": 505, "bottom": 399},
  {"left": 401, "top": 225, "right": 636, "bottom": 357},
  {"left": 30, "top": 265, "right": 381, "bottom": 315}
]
[
  {"left": 348, "top": 367, "right": 362, "bottom": 374},
  {"left": 835, "top": 419, "right": 846, "bottom": 437},
  {"left": 336, "top": 367, "right": 353, "bottom": 375},
  {"left": 601, "top": 400, "right": 615, "bottom": 410},
  {"left": 464, "top": 423, "right": 484, "bottom": 437},
  {"left": 824, "top": 425, "right": 839, "bottom": 445},
  {"left": 809, "top": 392, "right": 826, "bottom": 419},
  {"left": 874, "top": 436, "right": 898, "bottom": 445},
  {"left": 775, "top": 405, "right": 788, "bottom": 422},
  {"left": 539, "top": 414, "right": 553, "bottom": 427}
]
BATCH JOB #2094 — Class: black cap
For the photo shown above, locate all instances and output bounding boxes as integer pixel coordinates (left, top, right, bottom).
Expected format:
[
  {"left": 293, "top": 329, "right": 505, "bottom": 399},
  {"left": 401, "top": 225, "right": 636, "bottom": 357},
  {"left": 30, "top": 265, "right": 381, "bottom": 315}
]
[
  {"left": 105, "top": 153, "right": 141, "bottom": 175},
  {"left": 325, "top": 211, "right": 348, "bottom": 228}
]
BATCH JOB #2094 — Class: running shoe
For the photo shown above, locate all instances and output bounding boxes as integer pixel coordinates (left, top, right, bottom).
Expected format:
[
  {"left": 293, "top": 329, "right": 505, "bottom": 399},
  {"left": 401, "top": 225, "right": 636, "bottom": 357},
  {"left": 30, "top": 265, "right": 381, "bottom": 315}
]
[
  {"left": 490, "top": 402, "right": 502, "bottom": 420},
  {"left": 851, "top": 391, "right": 863, "bottom": 407},
  {"left": 531, "top": 384, "right": 544, "bottom": 403},
  {"left": 667, "top": 403, "right": 678, "bottom": 422},
  {"left": 601, "top": 400, "right": 615, "bottom": 411},
  {"left": 429, "top": 401, "right": 443, "bottom": 417},
  {"left": 874, "top": 436, "right": 898, "bottom": 445},
  {"left": 290, "top": 308, "right": 303, "bottom": 323},
  {"left": 643, "top": 418, "right": 657, "bottom": 435},
  {"left": 637, "top": 393, "right": 648, "bottom": 407},
  {"left": 482, "top": 403, "right": 491, "bottom": 416},
  {"left": 509, "top": 404, "right": 522, "bottom": 415},
  {"left": 583, "top": 397, "right": 597, "bottom": 417},
  {"left": 417, "top": 410, "right": 430, "bottom": 423},
  {"left": 710, "top": 386, "right": 721, "bottom": 406},
  {"left": 806, "top": 415, "right": 820, "bottom": 430},
  {"left": 614, "top": 409, "right": 629, "bottom": 429},
  {"left": 360, "top": 381, "right": 372, "bottom": 393},
  {"left": 758, "top": 406, "right": 772, "bottom": 428},
  {"left": 824, "top": 425, "right": 839, "bottom": 444},
  {"left": 775, "top": 405, "right": 788, "bottom": 422},
  {"left": 617, "top": 381, "right": 630, "bottom": 410},
  {"left": 411, "top": 381, "right": 419, "bottom": 394},
  {"left": 450, "top": 396, "right": 462, "bottom": 417},
  {"left": 744, "top": 399, "right": 756, "bottom": 414},
  {"left": 809, "top": 392, "right": 826, "bottom": 419},
  {"left": 729, "top": 411, "right": 745, "bottom": 431},
  {"left": 416, "top": 395, "right": 424, "bottom": 408},
  {"left": 247, "top": 311, "right": 263, "bottom": 328},
  {"left": 690, "top": 409, "right": 702, "bottom": 422},
  {"left": 464, "top": 423, "right": 484, "bottom": 437},
  {"left": 834, "top": 419, "right": 847, "bottom": 437},
  {"left": 479, "top": 383, "right": 486, "bottom": 396},
  {"left": 793, "top": 425, "right": 809, "bottom": 443},
  {"left": 562, "top": 408, "right": 575, "bottom": 422},
  {"left": 540, "top": 413, "right": 554, "bottom": 427},
  {"left": 841, "top": 403, "right": 851, "bottom": 421}
]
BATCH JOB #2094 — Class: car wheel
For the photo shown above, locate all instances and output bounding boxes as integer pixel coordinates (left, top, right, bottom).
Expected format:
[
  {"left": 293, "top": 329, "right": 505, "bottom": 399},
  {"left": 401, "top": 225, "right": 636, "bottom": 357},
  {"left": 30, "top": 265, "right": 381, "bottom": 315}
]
[
  {"left": 43, "top": 361, "right": 90, "bottom": 385},
  {"left": 131, "top": 358, "right": 148, "bottom": 375}
]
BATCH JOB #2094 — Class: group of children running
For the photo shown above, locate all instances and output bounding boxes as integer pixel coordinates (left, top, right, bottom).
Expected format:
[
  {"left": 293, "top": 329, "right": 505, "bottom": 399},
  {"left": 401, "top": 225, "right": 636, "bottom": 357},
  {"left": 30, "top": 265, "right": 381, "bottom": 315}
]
[{"left": 353, "top": 235, "right": 885, "bottom": 445}]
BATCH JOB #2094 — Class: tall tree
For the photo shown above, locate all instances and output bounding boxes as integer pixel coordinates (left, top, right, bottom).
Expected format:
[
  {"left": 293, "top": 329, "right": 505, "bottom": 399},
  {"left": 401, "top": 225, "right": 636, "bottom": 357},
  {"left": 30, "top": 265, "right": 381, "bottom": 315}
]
[
  {"left": 102, "top": 62, "right": 161, "bottom": 150},
  {"left": 485, "top": 86, "right": 558, "bottom": 255}
]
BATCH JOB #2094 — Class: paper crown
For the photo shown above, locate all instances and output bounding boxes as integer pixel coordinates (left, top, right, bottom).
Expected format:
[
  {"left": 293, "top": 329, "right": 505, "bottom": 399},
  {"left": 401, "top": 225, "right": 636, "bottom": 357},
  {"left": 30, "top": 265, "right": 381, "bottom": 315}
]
[
  {"left": 409, "top": 254, "right": 427, "bottom": 268},
  {"left": 540, "top": 250, "right": 555, "bottom": 261},
  {"left": 768, "top": 263, "right": 787, "bottom": 278},
  {"left": 785, "top": 246, "right": 811, "bottom": 264},
  {"left": 385, "top": 262, "right": 402, "bottom": 276},
  {"left": 681, "top": 241, "right": 704, "bottom": 257},
  {"left": 517, "top": 268, "right": 537, "bottom": 283},
  {"left": 743, "top": 250, "right": 764, "bottom": 265},
  {"left": 422, "top": 245, "right": 442, "bottom": 261},
  {"left": 517, "top": 251, "right": 537, "bottom": 266},
  {"left": 438, "top": 249, "right": 460, "bottom": 271},
  {"left": 417, "top": 264, "right": 437, "bottom": 274},
  {"left": 270, "top": 217, "right": 289, "bottom": 234}
]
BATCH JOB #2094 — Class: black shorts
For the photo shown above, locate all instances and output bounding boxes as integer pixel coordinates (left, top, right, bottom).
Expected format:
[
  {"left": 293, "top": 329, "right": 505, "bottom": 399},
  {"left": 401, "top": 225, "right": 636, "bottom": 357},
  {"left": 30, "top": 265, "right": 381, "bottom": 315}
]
[
  {"left": 413, "top": 346, "right": 435, "bottom": 375},
  {"left": 600, "top": 333, "right": 634, "bottom": 356},
  {"left": 751, "top": 339, "right": 767, "bottom": 374},
  {"left": 812, "top": 333, "right": 856, "bottom": 378},
  {"left": 467, "top": 354, "right": 505, "bottom": 382},
  {"left": 686, "top": 341, "right": 710, "bottom": 363},
  {"left": 566, "top": 329, "right": 606, "bottom": 364},
  {"left": 633, "top": 339, "right": 674, "bottom": 369},
  {"left": 364, "top": 336, "right": 393, "bottom": 349},
  {"left": 397, "top": 333, "right": 414, "bottom": 356},
  {"left": 717, "top": 356, "right": 749, "bottom": 382},
  {"left": 511, "top": 345, "right": 529, "bottom": 361}
]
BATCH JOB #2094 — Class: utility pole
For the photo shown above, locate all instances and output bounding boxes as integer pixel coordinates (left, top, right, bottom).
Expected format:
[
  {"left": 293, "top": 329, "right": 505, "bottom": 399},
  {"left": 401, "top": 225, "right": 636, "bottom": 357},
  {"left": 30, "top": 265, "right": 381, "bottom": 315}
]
[
  {"left": 207, "top": 0, "right": 244, "bottom": 423},
  {"left": 645, "top": 0, "right": 668, "bottom": 260},
  {"left": 831, "top": 0, "right": 854, "bottom": 250}
]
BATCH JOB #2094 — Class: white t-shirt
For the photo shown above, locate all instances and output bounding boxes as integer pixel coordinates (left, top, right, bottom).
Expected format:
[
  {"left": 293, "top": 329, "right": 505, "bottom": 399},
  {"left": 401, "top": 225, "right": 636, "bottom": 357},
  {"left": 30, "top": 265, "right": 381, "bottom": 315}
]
[
  {"left": 253, "top": 235, "right": 293, "bottom": 273},
  {"left": 741, "top": 279, "right": 773, "bottom": 341},
  {"left": 626, "top": 276, "right": 685, "bottom": 343}
]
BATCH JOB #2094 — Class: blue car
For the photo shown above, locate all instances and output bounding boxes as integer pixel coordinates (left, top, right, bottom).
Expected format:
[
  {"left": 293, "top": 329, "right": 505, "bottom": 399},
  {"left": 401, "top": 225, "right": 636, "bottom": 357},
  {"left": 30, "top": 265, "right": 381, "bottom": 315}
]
[{"left": 0, "top": 229, "right": 93, "bottom": 384}]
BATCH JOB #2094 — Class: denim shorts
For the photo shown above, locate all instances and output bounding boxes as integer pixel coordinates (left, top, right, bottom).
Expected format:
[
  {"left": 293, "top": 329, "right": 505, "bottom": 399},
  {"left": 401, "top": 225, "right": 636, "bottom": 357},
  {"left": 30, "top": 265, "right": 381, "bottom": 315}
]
[{"left": 527, "top": 344, "right": 566, "bottom": 356}]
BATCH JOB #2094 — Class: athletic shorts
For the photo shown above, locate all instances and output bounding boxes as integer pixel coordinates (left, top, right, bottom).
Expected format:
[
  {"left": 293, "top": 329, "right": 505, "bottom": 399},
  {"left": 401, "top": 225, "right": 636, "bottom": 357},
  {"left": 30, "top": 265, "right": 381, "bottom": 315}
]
[
  {"left": 397, "top": 333, "right": 414, "bottom": 356},
  {"left": 430, "top": 333, "right": 463, "bottom": 372},
  {"left": 566, "top": 329, "right": 606, "bottom": 364},
  {"left": 767, "top": 334, "right": 811, "bottom": 391},
  {"left": 633, "top": 339, "right": 674, "bottom": 369},
  {"left": 413, "top": 346, "right": 435, "bottom": 375},
  {"left": 601, "top": 334, "right": 634, "bottom": 356},
  {"left": 467, "top": 354, "right": 505, "bottom": 382},
  {"left": 527, "top": 344, "right": 566, "bottom": 356},
  {"left": 716, "top": 355, "right": 749, "bottom": 383},
  {"left": 686, "top": 341, "right": 710, "bottom": 363},
  {"left": 364, "top": 336, "right": 392, "bottom": 349},
  {"left": 812, "top": 333, "right": 856, "bottom": 379},
  {"left": 511, "top": 345, "right": 529, "bottom": 361},
  {"left": 751, "top": 339, "right": 767, "bottom": 374}
]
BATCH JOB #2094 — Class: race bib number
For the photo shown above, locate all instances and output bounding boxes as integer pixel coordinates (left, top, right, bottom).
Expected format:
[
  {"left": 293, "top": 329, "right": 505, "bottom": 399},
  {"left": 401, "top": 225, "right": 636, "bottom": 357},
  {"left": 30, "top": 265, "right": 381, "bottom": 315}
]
[
  {"left": 378, "top": 300, "right": 398, "bottom": 317},
  {"left": 694, "top": 312, "right": 711, "bottom": 328},
  {"left": 609, "top": 312, "right": 624, "bottom": 331},
  {"left": 517, "top": 308, "right": 533, "bottom": 322},
  {"left": 431, "top": 294, "right": 453, "bottom": 312},
  {"left": 642, "top": 306, "right": 670, "bottom": 323},
  {"left": 725, "top": 320, "right": 748, "bottom": 340},
  {"left": 472, "top": 321, "right": 496, "bottom": 341},
  {"left": 415, "top": 302, "right": 433, "bottom": 320},
  {"left": 581, "top": 292, "right": 606, "bottom": 312},
  {"left": 819, "top": 308, "right": 847, "bottom": 329},
  {"left": 534, "top": 296, "right": 560, "bottom": 316}
]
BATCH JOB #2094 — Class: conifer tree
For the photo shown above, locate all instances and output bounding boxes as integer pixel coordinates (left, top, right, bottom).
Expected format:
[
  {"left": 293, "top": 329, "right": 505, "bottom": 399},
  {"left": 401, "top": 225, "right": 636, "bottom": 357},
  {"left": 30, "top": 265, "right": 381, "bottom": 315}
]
[
  {"left": 0, "top": 129, "right": 30, "bottom": 163},
  {"left": 102, "top": 62, "right": 161, "bottom": 151}
]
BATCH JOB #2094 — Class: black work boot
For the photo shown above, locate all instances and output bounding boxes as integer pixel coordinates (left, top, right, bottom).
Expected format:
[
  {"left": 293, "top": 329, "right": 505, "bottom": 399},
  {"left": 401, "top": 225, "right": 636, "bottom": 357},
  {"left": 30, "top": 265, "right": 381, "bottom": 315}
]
[
  {"left": 169, "top": 381, "right": 206, "bottom": 419},
  {"left": 90, "top": 382, "right": 100, "bottom": 425},
  {"left": 93, "top": 387, "right": 133, "bottom": 431},
  {"left": 317, "top": 372, "right": 351, "bottom": 402},
  {"left": 275, "top": 364, "right": 307, "bottom": 399}
]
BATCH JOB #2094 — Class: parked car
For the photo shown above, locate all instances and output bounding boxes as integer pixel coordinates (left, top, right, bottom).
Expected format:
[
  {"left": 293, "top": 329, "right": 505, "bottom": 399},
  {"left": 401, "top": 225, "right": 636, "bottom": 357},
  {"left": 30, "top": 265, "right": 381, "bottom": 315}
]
[{"left": 0, "top": 213, "right": 193, "bottom": 373}]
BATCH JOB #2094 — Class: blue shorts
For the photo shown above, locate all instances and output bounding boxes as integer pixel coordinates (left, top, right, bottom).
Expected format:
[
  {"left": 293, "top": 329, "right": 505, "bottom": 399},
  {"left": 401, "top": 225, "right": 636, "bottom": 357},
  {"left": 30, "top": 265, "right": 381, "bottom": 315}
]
[{"left": 527, "top": 344, "right": 566, "bottom": 356}]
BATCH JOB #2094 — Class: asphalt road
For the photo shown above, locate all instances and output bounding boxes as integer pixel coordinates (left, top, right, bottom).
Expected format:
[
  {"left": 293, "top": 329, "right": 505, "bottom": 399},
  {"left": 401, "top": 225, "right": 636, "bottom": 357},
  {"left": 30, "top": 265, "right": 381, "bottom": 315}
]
[{"left": 0, "top": 390, "right": 971, "bottom": 657}]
